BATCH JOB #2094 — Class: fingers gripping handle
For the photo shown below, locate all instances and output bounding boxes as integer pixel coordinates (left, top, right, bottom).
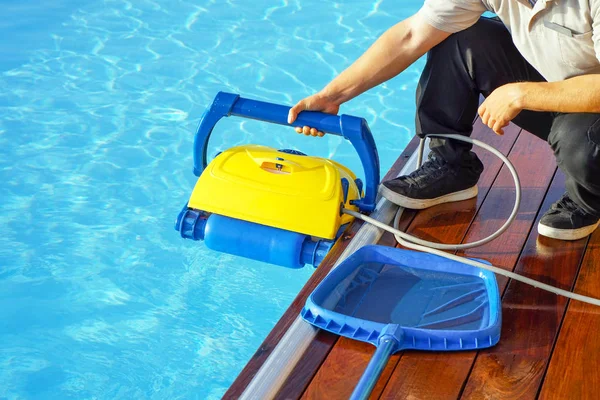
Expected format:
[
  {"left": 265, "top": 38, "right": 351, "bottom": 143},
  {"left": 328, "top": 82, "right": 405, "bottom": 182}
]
[{"left": 192, "top": 91, "right": 380, "bottom": 212}]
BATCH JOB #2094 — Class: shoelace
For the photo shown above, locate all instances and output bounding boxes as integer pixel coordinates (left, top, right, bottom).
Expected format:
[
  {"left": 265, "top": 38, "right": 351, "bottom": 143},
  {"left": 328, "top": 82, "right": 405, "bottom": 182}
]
[
  {"left": 554, "top": 193, "right": 585, "bottom": 215},
  {"left": 402, "top": 156, "right": 448, "bottom": 187}
]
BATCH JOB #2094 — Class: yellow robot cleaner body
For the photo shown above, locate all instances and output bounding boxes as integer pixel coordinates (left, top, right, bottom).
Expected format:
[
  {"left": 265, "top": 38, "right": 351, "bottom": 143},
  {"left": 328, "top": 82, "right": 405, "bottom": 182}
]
[{"left": 188, "top": 144, "right": 360, "bottom": 240}]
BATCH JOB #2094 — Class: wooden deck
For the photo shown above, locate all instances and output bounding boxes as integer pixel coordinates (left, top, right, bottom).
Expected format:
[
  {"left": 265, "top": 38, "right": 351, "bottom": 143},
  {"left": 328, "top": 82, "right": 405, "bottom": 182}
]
[{"left": 225, "top": 120, "right": 600, "bottom": 399}]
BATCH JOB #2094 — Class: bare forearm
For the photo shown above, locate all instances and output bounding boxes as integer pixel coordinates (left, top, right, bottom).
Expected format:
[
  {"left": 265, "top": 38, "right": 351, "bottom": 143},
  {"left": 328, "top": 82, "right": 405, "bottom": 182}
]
[
  {"left": 322, "top": 15, "right": 450, "bottom": 105},
  {"left": 517, "top": 75, "right": 600, "bottom": 113}
]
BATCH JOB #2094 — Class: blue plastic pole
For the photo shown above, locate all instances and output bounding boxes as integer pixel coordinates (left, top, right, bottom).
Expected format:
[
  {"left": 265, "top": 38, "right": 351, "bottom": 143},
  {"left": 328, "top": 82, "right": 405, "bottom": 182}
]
[{"left": 350, "top": 336, "right": 398, "bottom": 400}]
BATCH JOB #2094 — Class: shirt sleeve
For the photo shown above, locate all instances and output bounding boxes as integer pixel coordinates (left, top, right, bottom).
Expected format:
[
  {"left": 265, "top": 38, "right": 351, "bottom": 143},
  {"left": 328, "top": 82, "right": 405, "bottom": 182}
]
[{"left": 417, "top": 0, "right": 488, "bottom": 33}]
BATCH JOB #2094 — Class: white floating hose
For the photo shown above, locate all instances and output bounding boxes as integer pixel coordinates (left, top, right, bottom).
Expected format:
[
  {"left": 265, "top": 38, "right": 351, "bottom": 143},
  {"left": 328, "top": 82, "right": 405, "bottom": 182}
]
[{"left": 342, "top": 134, "right": 600, "bottom": 307}]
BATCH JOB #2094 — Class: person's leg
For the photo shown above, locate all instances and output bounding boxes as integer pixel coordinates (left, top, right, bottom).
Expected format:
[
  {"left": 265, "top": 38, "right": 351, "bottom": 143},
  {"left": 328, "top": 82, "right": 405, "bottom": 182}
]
[
  {"left": 381, "top": 17, "right": 553, "bottom": 208},
  {"left": 538, "top": 113, "right": 600, "bottom": 240},
  {"left": 417, "top": 17, "right": 551, "bottom": 162}
]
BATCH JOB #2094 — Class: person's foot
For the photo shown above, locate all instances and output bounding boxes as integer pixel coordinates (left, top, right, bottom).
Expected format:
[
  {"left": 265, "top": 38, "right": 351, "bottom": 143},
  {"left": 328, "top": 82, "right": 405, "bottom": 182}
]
[
  {"left": 379, "top": 152, "right": 483, "bottom": 209},
  {"left": 537, "top": 193, "right": 600, "bottom": 240}
]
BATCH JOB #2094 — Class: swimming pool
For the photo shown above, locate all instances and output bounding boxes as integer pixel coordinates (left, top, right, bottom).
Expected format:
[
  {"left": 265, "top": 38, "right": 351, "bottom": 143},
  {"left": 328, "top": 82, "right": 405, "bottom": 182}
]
[{"left": 0, "top": 1, "right": 424, "bottom": 398}]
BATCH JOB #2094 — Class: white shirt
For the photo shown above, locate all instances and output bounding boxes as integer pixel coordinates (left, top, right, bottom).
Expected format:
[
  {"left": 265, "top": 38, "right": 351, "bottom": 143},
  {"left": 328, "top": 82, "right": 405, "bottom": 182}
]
[{"left": 417, "top": 0, "right": 600, "bottom": 82}]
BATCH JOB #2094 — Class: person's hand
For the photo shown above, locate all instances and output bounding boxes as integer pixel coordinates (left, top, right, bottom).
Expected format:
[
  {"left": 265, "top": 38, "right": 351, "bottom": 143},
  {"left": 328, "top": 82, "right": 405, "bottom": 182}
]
[
  {"left": 287, "top": 92, "right": 340, "bottom": 137},
  {"left": 478, "top": 83, "right": 524, "bottom": 135}
]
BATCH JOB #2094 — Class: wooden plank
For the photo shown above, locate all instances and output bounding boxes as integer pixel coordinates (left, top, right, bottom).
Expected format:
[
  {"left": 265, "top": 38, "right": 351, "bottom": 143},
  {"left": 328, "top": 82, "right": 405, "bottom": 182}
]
[
  {"left": 538, "top": 224, "right": 600, "bottom": 399},
  {"left": 224, "top": 135, "right": 421, "bottom": 399},
  {"left": 301, "top": 121, "right": 521, "bottom": 400},
  {"left": 379, "top": 132, "right": 556, "bottom": 400},
  {"left": 460, "top": 171, "right": 589, "bottom": 399}
]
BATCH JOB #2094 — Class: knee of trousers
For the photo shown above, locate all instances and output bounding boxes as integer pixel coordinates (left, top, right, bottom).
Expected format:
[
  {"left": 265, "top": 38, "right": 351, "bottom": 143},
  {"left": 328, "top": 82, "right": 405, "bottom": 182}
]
[{"left": 550, "top": 123, "right": 600, "bottom": 191}]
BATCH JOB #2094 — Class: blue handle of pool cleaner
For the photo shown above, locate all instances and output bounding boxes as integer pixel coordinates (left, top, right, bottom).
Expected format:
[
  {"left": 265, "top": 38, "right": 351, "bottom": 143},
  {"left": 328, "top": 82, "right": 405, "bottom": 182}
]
[
  {"left": 232, "top": 96, "right": 344, "bottom": 134},
  {"left": 193, "top": 91, "right": 380, "bottom": 212},
  {"left": 350, "top": 335, "right": 399, "bottom": 400}
]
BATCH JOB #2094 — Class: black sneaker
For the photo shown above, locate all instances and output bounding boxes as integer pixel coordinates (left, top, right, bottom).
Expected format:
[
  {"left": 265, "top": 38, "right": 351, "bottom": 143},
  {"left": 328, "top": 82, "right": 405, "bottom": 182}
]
[
  {"left": 379, "top": 152, "right": 483, "bottom": 209},
  {"left": 537, "top": 193, "right": 600, "bottom": 240}
]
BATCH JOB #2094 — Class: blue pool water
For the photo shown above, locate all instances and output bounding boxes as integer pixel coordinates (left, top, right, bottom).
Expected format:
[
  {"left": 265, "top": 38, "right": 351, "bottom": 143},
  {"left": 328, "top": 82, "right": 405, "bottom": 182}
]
[{"left": 0, "top": 1, "right": 425, "bottom": 398}]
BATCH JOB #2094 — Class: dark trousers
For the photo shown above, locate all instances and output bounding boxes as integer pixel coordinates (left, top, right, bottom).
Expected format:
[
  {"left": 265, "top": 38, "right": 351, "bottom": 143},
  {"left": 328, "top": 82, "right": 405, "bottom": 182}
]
[{"left": 416, "top": 17, "right": 600, "bottom": 216}]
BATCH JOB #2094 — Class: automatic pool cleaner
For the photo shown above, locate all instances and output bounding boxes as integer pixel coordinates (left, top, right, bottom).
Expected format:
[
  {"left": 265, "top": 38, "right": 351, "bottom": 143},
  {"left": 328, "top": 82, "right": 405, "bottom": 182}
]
[{"left": 175, "top": 92, "right": 380, "bottom": 268}]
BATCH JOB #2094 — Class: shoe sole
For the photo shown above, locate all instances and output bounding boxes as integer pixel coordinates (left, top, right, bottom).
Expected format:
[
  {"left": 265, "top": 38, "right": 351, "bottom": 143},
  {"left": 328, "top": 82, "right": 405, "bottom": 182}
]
[
  {"left": 378, "top": 185, "right": 478, "bottom": 210},
  {"left": 537, "top": 220, "right": 600, "bottom": 241}
]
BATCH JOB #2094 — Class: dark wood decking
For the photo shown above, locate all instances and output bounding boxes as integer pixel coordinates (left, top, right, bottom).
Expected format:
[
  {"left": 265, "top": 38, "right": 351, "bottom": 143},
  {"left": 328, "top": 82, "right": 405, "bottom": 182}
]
[{"left": 226, "top": 120, "right": 600, "bottom": 399}]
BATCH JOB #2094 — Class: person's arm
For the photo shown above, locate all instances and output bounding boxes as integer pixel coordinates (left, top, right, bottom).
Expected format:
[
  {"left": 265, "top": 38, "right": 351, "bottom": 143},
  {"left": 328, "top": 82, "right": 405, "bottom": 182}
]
[
  {"left": 320, "top": 15, "right": 451, "bottom": 105},
  {"left": 516, "top": 76, "right": 600, "bottom": 113},
  {"left": 287, "top": 14, "right": 451, "bottom": 132},
  {"left": 479, "top": 74, "right": 600, "bottom": 136}
]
